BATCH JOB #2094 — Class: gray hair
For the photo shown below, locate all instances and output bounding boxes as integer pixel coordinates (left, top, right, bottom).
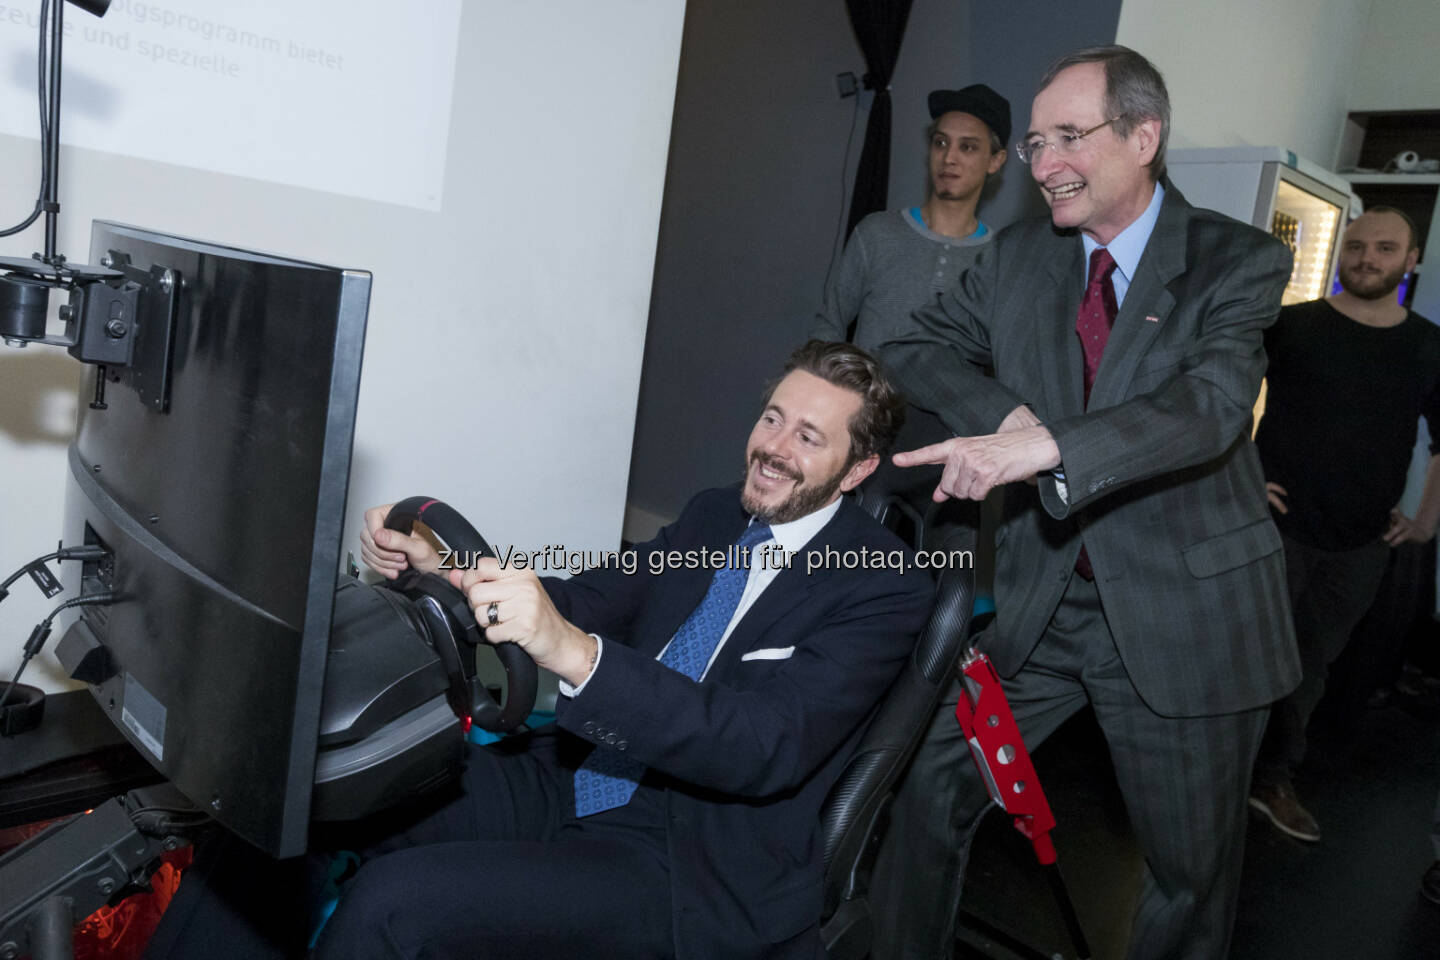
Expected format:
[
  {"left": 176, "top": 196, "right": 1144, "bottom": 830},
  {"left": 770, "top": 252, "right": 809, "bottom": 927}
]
[{"left": 1038, "top": 45, "right": 1170, "bottom": 182}]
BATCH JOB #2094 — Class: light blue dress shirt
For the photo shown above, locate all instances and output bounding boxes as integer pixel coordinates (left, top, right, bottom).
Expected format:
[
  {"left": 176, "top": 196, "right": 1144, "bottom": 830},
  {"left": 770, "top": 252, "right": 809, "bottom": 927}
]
[
  {"left": 1052, "top": 181, "right": 1166, "bottom": 496},
  {"left": 1079, "top": 181, "right": 1165, "bottom": 307}
]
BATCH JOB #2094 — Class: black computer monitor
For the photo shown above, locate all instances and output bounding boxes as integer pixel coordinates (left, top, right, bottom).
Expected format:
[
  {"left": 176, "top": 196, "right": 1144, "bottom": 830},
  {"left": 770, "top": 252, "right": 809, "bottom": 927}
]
[{"left": 57, "top": 221, "right": 370, "bottom": 857}]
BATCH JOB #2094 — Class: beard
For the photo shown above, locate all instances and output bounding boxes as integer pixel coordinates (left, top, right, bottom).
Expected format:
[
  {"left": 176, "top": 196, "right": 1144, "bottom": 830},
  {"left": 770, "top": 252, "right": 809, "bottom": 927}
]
[
  {"left": 1339, "top": 260, "right": 1408, "bottom": 301},
  {"left": 740, "top": 451, "right": 848, "bottom": 525},
  {"left": 930, "top": 175, "right": 979, "bottom": 204}
]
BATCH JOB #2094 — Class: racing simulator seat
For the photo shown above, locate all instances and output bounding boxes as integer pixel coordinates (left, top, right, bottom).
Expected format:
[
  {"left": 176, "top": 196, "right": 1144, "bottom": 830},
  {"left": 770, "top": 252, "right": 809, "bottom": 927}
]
[
  {"left": 0, "top": 215, "right": 980, "bottom": 956},
  {"left": 818, "top": 476, "right": 979, "bottom": 959}
]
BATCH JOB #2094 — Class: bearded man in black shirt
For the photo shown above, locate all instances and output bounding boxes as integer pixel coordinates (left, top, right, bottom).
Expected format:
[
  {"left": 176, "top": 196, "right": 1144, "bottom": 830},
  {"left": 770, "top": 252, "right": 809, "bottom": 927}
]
[{"left": 1251, "top": 206, "right": 1440, "bottom": 842}]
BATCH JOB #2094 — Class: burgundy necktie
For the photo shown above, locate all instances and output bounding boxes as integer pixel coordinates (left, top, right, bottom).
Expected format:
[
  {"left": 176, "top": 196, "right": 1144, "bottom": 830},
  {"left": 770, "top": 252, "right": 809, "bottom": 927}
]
[
  {"left": 1077, "top": 247, "right": 1119, "bottom": 409},
  {"left": 1074, "top": 247, "right": 1117, "bottom": 581}
]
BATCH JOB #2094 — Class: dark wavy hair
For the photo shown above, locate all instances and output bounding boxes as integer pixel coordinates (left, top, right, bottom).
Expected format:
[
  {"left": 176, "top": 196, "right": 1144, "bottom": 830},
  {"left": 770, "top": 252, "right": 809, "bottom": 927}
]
[{"left": 764, "top": 340, "right": 906, "bottom": 465}]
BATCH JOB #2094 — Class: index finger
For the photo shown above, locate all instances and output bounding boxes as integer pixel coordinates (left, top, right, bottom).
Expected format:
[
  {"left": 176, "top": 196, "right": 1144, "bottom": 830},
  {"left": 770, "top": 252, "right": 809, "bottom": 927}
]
[
  {"left": 893, "top": 439, "right": 959, "bottom": 468},
  {"left": 446, "top": 557, "right": 509, "bottom": 591}
]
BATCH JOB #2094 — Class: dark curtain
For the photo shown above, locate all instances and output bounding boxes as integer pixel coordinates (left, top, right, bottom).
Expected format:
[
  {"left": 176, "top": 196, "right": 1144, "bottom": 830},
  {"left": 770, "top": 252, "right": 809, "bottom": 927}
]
[{"left": 843, "top": 0, "right": 916, "bottom": 237}]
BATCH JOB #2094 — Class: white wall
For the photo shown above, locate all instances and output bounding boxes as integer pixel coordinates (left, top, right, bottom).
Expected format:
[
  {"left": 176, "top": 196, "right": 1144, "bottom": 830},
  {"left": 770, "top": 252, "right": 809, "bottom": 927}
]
[
  {"left": 1116, "top": 0, "right": 1373, "bottom": 169},
  {"left": 0, "top": 0, "right": 686, "bottom": 692},
  {"left": 1349, "top": 0, "right": 1440, "bottom": 111}
]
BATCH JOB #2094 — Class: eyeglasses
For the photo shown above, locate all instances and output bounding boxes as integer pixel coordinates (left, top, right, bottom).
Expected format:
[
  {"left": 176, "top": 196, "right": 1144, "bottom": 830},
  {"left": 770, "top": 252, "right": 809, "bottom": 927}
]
[{"left": 1015, "top": 117, "right": 1123, "bottom": 165}]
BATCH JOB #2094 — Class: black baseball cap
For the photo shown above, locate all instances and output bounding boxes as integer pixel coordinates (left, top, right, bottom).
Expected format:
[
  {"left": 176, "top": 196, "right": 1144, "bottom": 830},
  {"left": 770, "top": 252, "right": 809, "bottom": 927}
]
[{"left": 927, "top": 84, "right": 1011, "bottom": 148}]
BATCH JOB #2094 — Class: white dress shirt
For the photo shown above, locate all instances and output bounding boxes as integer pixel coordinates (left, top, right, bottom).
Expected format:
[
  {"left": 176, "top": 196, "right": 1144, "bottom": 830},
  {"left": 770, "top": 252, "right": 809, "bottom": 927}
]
[{"left": 561, "top": 495, "right": 843, "bottom": 696}]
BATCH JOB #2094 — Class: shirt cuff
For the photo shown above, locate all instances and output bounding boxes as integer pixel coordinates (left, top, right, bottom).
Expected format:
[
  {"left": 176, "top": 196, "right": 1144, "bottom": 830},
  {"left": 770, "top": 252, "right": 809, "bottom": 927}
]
[
  {"left": 557, "top": 634, "right": 604, "bottom": 698},
  {"left": 1030, "top": 409, "right": 1067, "bottom": 503}
]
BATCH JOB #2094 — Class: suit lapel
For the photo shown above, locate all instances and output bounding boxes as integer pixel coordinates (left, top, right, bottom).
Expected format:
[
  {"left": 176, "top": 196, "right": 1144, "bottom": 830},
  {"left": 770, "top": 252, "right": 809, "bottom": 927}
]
[
  {"left": 1038, "top": 238, "right": 1087, "bottom": 418},
  {"left": 703, "top": 501, "right": 860, "bottom": 685},
  {"left": 1089, "top": 187, "right": 1188, "bottom": 411},
  {"left": 705, "top": 559, "right": 818, "bottom": 681}
]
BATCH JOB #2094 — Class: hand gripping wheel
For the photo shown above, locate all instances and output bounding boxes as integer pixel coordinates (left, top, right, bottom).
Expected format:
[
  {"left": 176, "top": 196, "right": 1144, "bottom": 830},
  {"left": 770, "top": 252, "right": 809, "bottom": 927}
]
[{"left": 381, "top": 496, "right": 538, "bottom": 733}]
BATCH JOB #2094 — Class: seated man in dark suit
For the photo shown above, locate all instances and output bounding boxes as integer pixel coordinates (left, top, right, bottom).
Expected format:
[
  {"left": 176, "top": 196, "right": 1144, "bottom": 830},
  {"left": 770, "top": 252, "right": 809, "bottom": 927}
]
[{"left": 155, "top": 340, "right": 931, "bottom": 960}]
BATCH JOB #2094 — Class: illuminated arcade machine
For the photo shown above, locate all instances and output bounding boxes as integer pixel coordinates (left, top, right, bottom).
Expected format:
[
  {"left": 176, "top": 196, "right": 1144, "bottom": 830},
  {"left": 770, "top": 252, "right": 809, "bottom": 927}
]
[{"left": 1167, "top": 145, "right": 1358, "bottom": 424}]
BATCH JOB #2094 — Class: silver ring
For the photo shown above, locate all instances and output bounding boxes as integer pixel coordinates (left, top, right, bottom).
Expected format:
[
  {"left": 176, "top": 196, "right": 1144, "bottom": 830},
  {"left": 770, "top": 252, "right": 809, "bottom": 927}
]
[{"left": 486, "top": 601, "right": 499, "bottom": 627}]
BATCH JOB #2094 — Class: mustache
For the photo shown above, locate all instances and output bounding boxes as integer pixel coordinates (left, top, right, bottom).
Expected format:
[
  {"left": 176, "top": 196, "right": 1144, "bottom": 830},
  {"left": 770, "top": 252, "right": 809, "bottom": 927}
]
[{"left": 751, "top": 452, "right": 801, "bottom": 481}]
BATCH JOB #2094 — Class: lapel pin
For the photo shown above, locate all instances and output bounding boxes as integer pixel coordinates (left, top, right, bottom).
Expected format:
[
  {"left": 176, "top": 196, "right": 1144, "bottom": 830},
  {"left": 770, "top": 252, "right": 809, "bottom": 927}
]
[{"left": 1145, "top": 315, "right": 1160, "bottom": 323}]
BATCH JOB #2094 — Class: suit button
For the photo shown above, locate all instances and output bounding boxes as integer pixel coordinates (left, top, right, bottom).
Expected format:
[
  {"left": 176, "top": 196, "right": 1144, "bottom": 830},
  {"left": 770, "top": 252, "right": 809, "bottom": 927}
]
[
  {"left": 605, "top": 733, "right": 618, "bottom": 745},
  {"left": 582, "top": 721, "right": 595, "bottom": 735},
  {"left": 617, "top": 740, "right": 628, "bottom": 751},
  {"left": 594, "top": 726, "right": 607, "bottom": 739}
]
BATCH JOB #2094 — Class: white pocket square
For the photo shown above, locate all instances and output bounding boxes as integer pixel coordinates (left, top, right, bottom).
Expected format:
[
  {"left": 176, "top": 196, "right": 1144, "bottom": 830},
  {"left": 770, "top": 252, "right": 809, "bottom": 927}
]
[{"left": 740, "top": 646, "right": 795, "bottom": 662}]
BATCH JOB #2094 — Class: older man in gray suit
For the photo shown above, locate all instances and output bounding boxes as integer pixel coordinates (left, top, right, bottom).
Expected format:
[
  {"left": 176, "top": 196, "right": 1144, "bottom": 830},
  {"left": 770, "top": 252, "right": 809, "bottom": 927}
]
[{"left": 870, "top": 46, "right": 1301, "bottom": 960}]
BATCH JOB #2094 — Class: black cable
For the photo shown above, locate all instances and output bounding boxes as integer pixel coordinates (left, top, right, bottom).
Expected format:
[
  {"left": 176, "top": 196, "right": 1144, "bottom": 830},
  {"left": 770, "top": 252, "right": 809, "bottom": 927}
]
[
  {"left": 39, "top": 0, "right": 51, "bottom": 158},
  {"left": 0, "top": 543, "right": 109, "bottom": 605},
  {"left": 0, "top": 0, "right": 52, "bottom": 238},
  {"left": 0, "top": 552, "right": 61, "bottom": 601},
  {"left": 0, "top": 591, "right": 115, "bottom": 717},
  {"left": 819, "top": 89, "right": 864, "bottom": 302},
  {"left": 40, "top": 0, "right": 62, "bottom": 260}
]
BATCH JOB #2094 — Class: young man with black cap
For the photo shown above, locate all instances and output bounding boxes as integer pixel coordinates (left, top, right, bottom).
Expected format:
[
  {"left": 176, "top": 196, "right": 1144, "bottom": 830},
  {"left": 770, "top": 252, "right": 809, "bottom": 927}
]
[
  {"left": 811, "top": 83, "right": 1011, "bottom": 359},
  {"left": 811, "top": 84, "right": 1011, "bottom": 560}
]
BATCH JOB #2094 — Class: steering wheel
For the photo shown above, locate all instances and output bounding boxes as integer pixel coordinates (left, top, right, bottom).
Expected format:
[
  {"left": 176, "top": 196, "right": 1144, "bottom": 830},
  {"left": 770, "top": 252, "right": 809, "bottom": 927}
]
[{"left": 380, "top": 496, "right": 538, "bottom": 733}]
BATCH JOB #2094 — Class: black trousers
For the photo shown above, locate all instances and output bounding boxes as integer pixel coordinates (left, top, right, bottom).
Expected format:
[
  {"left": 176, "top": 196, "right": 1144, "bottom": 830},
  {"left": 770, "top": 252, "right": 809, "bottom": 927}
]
[
  {"left": 146, "top": 729, "right": 675, "bottom": 960},
  {"left": 1254, "top": 533, "right": 1389, "bottom": 784}
]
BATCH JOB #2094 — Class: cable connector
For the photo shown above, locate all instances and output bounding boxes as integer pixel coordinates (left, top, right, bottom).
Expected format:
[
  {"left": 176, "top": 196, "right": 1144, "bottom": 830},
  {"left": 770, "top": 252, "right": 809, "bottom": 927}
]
[
  {"left": 22, "top": 620, "right": 53, "bottom": 660},
  {"left": 51, "top": 591, "right": 117, "bottom": 616},
  {"left": 2, "top": 591, "right": 117, "bottom": 712},
  {"left": 56, "top": 544, "right": 109, "bottom": 562},
  {"left": 1, "top": 543, "right": 112, "bottom": 609}
]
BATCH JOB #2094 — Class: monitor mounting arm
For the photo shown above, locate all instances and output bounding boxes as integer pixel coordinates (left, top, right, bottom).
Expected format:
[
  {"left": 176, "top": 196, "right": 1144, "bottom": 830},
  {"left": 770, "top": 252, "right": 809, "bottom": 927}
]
[
  {"left": 0, "top": 0, "right": 180, "bottom": 413},
  {"left": 0, "top": 253, "right": 182, "bottom": 414}
]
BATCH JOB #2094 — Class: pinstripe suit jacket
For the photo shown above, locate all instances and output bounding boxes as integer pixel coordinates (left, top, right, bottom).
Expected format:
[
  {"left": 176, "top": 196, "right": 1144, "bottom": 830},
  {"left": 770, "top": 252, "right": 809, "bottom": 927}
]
[{"left": 885, "top": 184, "right": 1301, "bottom": 717}]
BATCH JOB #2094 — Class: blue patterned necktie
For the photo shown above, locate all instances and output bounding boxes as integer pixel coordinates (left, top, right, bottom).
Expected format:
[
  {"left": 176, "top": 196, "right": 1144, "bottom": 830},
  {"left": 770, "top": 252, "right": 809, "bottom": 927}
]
[{"left": 573, "top": 521, "right": 773, "bottom": 817}]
